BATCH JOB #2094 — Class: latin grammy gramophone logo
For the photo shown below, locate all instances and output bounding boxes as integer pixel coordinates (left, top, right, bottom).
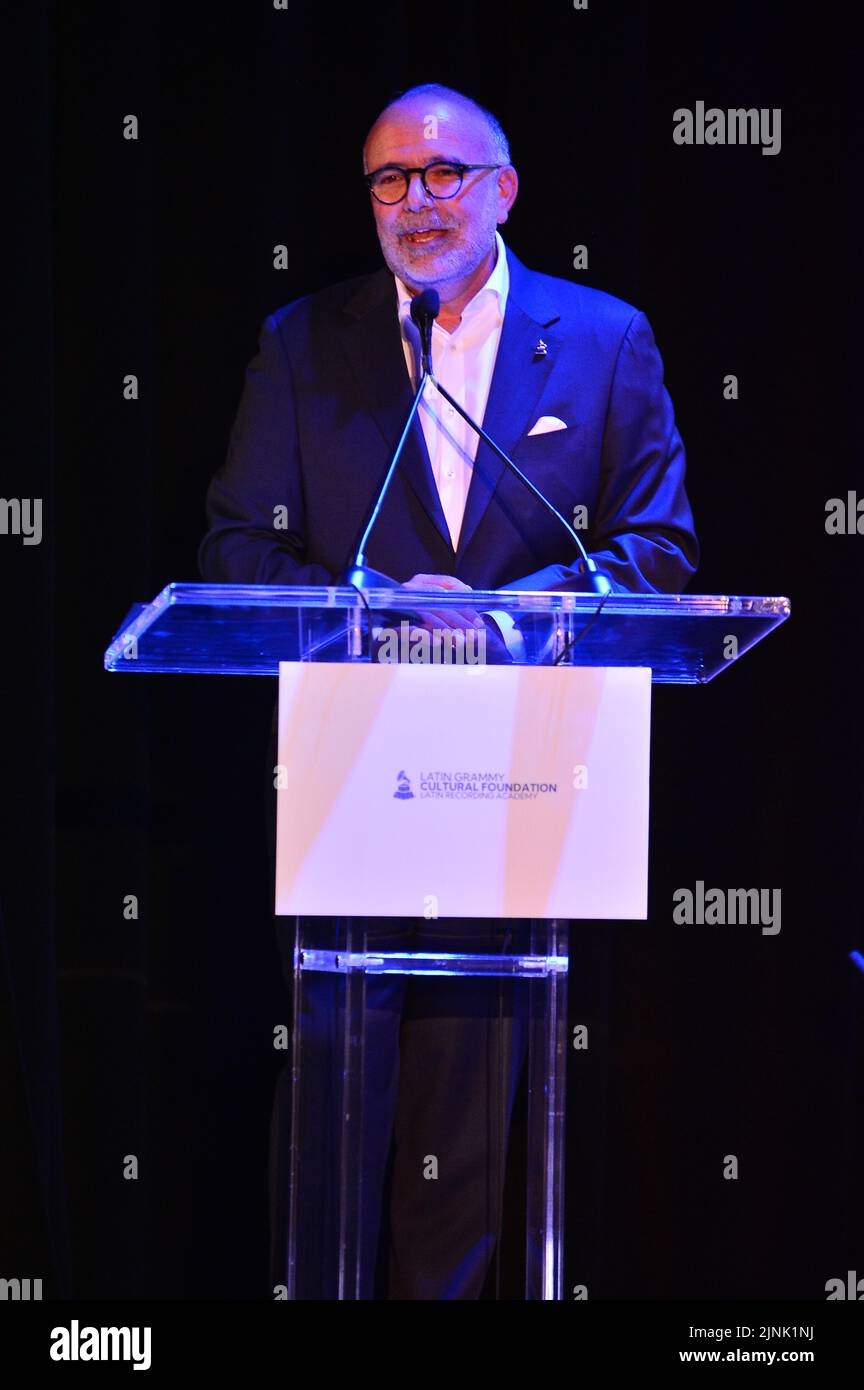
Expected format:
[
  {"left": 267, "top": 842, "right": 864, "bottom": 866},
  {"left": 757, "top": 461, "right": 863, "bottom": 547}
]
[{"left": 394, "top": 770, "right": 414, "bottom": 800}]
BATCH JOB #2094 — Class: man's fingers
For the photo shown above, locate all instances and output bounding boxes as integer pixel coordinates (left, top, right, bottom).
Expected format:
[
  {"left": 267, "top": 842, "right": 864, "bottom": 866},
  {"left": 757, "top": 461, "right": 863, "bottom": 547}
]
[
  {"left": 403, "top": 573, "right": 472, "bottom": 592},
  {"left": 413, "top": 607, "right": 485, "bottom": 631}
]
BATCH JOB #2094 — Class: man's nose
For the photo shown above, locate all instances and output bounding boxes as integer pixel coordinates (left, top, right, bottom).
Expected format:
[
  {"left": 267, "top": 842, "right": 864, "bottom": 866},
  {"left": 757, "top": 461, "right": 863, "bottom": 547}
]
[{"left": 404, "top": 170, "right": 434, "bottom": 211}]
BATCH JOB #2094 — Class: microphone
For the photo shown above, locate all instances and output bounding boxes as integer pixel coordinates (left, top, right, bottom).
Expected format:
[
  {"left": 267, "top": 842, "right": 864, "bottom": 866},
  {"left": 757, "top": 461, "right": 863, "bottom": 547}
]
[{"left": 410, "top": 288, "right": 439, "bottom": 375}]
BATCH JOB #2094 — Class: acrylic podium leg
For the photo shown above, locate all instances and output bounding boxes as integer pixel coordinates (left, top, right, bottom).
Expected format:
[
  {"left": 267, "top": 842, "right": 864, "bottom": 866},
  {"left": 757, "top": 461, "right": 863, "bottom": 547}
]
[
  {"left": 284, "top": 917, "right": 363, "bottom": 1300},
  {"left": 283, "top": 917, "right": 568, "bottom": 1300},
  {"left": 285, "top": 917, "right": 405, "bottom": 1300},
  {"left": 525, "top": 920, "right": 569, "bottom": 1301},
  {"left": 286, "top": 916, "right": 360, "bottom": 1299}
]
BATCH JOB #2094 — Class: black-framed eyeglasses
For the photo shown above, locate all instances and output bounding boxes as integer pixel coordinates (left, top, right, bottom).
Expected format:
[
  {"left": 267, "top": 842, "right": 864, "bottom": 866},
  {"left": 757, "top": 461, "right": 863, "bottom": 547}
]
[{"left": 364, "top": 160, "right": 503, "bottom": 205}]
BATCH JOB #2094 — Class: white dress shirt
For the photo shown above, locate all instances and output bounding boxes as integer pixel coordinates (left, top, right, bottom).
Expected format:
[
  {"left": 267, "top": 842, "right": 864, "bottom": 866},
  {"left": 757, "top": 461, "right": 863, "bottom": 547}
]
[{"left": 394, "top": 230, "right": 509, "bottom": 552}]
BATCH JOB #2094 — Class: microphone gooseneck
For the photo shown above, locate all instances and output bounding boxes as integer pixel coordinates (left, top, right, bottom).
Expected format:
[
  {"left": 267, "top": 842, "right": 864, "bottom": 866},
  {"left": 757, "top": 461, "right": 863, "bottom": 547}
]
[
  {"left": 412, "top": 286, "right": 609, "bottom": 593},
  {"left": 343, "top": 280, "right": 612, "bottom": 596},
  {"left": 340, "top": 292, "right": 439, "bottom": 589}
]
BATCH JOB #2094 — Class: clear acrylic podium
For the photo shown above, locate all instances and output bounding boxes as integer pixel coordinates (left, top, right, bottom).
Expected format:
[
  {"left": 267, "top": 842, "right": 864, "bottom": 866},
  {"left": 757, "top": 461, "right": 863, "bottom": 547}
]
[{"left": 104, "top": 583, "right": 790, "bottom": 1300}]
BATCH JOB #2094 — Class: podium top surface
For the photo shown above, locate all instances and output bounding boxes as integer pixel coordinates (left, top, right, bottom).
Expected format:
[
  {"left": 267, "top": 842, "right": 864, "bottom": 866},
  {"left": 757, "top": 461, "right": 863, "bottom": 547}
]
[
  {"left": 106, "top": 581, "right": 794, "bottom": 683},
  {"left": 103, "top": 583, "right": 790, "bottom": 684}
]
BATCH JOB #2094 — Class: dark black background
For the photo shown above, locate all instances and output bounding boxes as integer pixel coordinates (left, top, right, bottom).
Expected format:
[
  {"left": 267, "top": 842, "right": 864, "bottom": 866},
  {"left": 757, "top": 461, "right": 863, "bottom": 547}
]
[{"left": 3, "top": 0, "right": 861, "bottom": 1301}]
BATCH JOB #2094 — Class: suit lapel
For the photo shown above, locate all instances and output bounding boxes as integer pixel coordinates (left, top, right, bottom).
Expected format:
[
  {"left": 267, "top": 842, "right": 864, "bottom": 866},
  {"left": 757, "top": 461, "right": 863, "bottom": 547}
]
[
  {"left": 455, "top": 268, "right": 560, "bottom": 561},
  {"left": 338, "top": 271, "right": 453, "bottom": 553}
]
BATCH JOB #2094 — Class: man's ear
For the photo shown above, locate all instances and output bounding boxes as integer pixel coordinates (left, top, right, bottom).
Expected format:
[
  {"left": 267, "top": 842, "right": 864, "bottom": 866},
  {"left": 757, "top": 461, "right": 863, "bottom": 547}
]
[{"left": 497, "top": 165, "right": 519, "bottom": 223}]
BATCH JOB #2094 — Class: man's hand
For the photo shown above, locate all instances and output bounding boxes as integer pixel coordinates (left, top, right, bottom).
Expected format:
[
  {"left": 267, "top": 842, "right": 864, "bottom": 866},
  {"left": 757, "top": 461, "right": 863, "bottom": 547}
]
[
  {"left": 404, "top": 575, "right": 469, "bottom": 589},
  {"left": 402, "top": 573, "right": 484, "bottom": 632}
]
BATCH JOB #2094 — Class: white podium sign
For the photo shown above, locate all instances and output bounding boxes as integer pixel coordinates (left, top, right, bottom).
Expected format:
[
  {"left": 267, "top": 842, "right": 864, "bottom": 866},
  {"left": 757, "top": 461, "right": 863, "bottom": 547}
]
[{"left": 275, "top": 662, "right": 651, "bottom": 920}]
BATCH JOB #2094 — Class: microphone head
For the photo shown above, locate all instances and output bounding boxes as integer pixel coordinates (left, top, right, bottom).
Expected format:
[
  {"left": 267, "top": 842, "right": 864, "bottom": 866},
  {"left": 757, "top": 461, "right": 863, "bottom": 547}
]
[{"left": 410, "top": 288, "right": 440, "bottom": 326}]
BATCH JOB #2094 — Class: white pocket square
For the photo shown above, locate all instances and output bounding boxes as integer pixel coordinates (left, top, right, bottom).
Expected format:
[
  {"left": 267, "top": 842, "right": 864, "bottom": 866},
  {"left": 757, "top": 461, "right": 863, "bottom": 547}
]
[{"left": 527, "top": 415, "right": 568, "bottom": 436}]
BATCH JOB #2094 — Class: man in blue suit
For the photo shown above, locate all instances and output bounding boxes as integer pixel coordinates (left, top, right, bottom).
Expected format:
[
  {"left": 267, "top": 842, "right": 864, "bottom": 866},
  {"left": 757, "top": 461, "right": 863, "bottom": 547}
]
[{"left": 199, "top": 83, "right": 698, "bottom": 1299}]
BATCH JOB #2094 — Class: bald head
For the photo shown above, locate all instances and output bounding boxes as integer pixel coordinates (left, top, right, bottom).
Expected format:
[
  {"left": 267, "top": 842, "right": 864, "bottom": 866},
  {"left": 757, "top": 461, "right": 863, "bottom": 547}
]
[{"left": 363, "top": 84, "right": 510, "bottom": 172}]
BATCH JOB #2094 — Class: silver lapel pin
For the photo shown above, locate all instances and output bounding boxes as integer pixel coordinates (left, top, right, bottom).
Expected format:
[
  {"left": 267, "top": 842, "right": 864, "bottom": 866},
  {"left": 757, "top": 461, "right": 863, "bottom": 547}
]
[{"left": 534, "top": 339, "right": 548, "bottom": 357}]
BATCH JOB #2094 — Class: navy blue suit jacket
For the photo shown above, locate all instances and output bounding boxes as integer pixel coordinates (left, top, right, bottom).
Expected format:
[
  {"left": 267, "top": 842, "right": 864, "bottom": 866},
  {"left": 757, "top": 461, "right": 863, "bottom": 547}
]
[{"left": 198, "top": 243, "right": 698, "bottom": 593}]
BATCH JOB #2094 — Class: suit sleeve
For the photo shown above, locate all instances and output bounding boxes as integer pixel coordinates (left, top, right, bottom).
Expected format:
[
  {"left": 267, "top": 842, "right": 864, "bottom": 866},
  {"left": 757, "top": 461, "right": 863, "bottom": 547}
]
[
  {"left": 197, "top": 313, "right": 334, "bottom": 585},
  {"left": 503, "top": 310, "right": 699, "bottom": 595}
]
